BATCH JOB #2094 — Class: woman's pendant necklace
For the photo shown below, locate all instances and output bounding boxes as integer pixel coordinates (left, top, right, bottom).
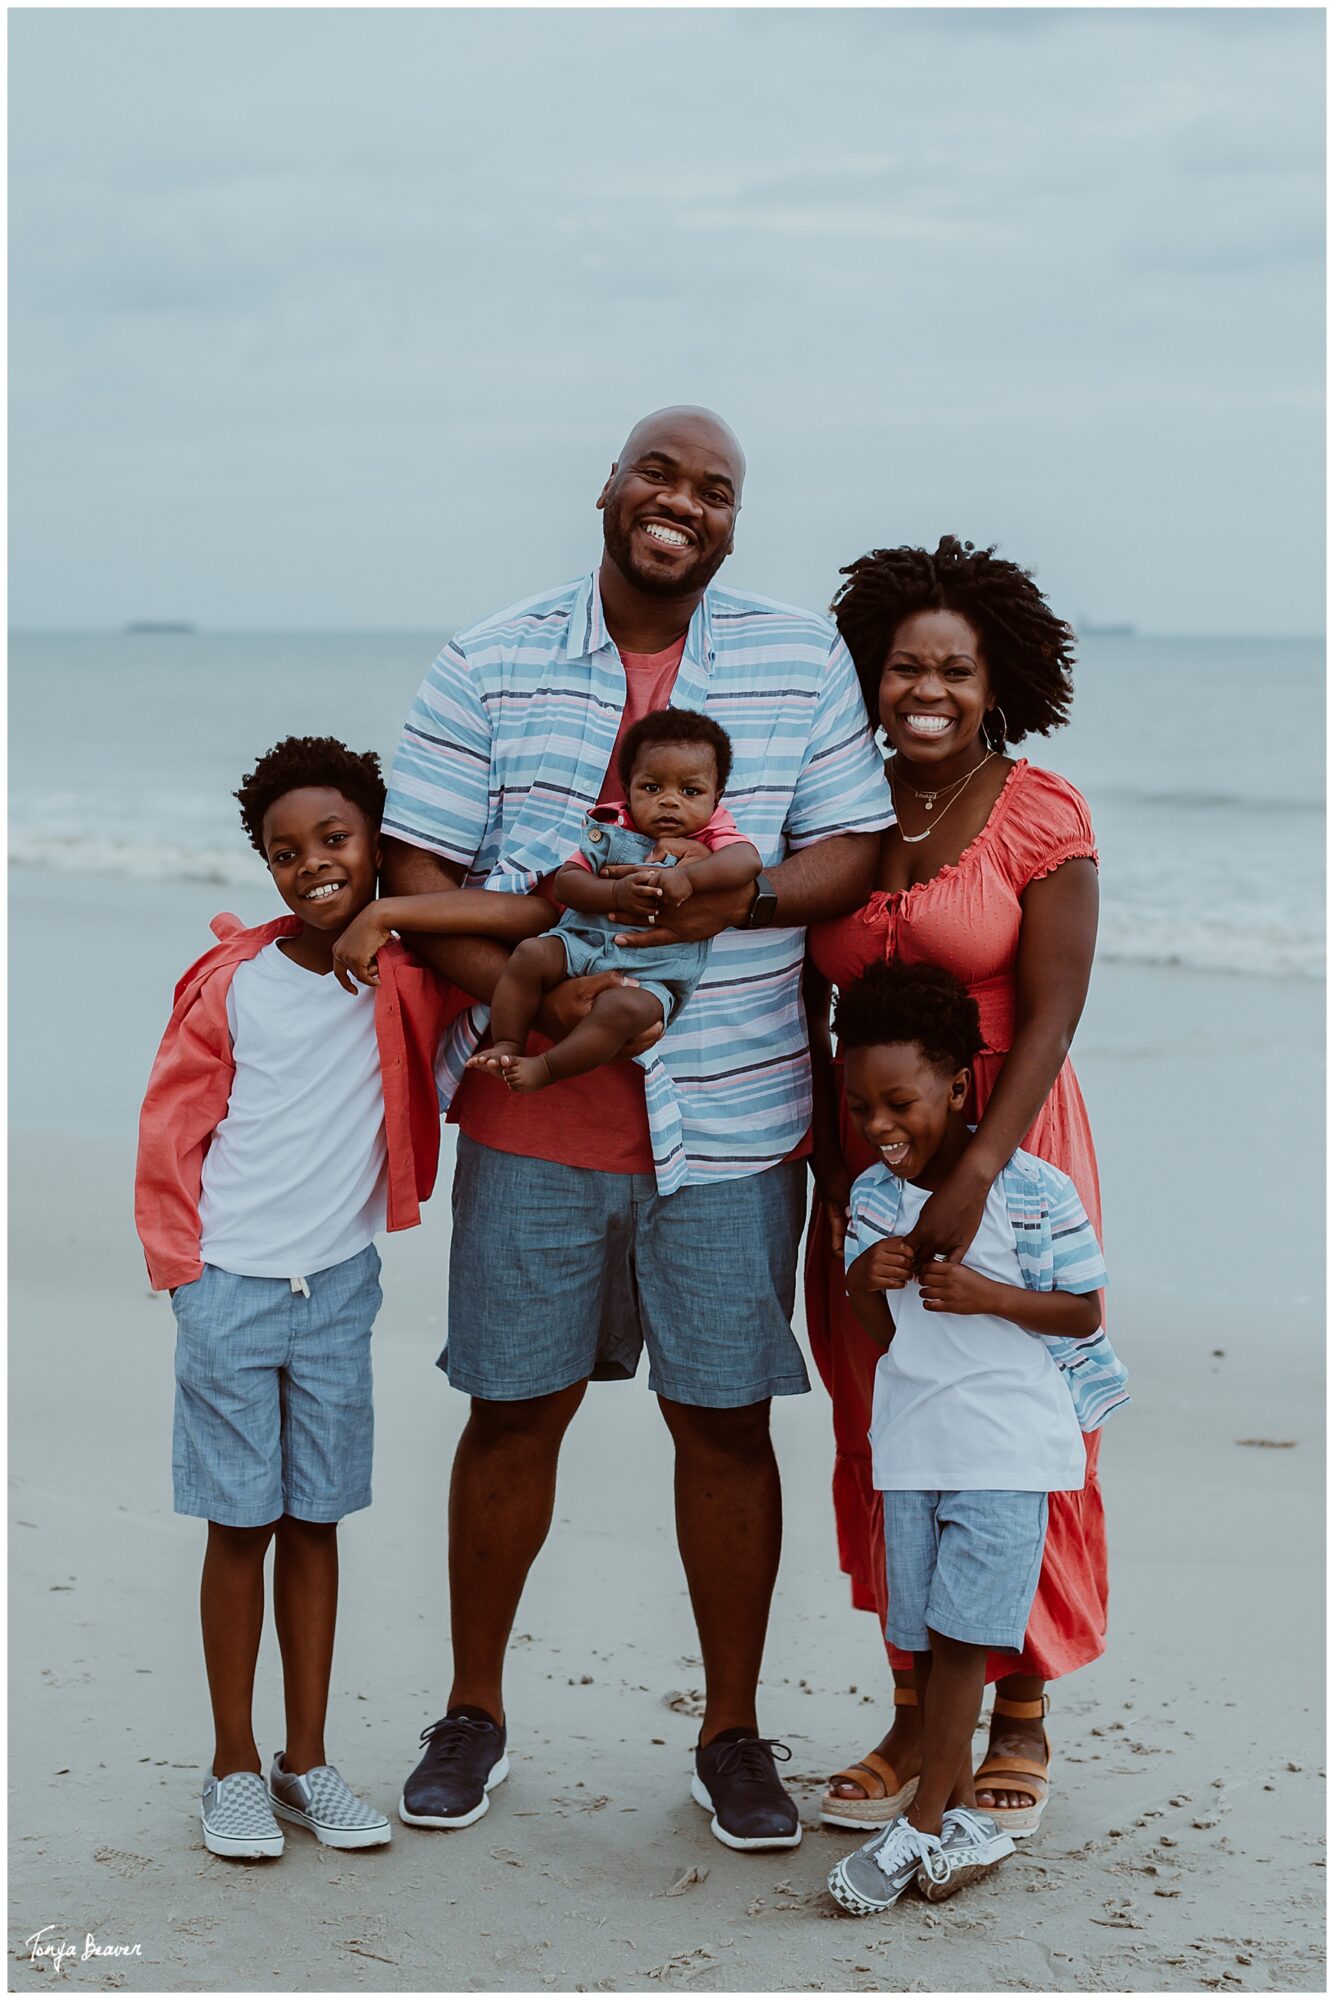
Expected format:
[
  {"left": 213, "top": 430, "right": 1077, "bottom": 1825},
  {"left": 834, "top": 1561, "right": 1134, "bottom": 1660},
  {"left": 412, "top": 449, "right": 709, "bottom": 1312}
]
[
  {"left": 898, "top": 813, "right": 936, "bottom": 845},
  {"left": 911, "top": 773, "right": 966, "bottom": 814},
  {"left": 891, "top": 749, "right": 995, "bottom": 844}
]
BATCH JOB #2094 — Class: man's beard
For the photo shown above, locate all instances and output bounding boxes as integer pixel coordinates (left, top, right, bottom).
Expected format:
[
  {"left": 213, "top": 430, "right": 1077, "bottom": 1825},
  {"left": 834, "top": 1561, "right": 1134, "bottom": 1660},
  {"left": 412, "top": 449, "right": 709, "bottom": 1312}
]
[{"left": 602, "top": 507, "right": 730, "bottom": 599}]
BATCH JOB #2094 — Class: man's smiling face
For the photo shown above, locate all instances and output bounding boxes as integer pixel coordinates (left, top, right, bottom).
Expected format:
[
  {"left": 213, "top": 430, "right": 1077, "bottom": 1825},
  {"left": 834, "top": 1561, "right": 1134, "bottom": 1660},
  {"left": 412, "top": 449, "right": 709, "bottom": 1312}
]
[{"left": 597, "top": 408, "right": 744, "bottom": 600}]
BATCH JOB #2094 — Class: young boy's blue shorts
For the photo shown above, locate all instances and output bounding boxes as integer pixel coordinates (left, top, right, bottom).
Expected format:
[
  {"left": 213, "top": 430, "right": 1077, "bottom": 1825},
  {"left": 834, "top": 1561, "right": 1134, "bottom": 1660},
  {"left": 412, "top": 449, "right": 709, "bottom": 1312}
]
[
  {"left": 170, "top": 1245, "right": 381, "bottom": 1528},
  {"left": 883, "top": 1489, "right": 1049, "bottom": 1654}
]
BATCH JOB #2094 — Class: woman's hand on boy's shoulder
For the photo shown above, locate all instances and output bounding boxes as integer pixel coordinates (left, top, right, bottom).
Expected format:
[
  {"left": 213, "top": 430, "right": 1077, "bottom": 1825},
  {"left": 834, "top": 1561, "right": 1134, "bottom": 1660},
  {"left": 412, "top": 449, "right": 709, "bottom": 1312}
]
[
  {"left": 847, "top": 1236, "right": 914, "bottom": 1296},
  {"left": 902, "top": 1170, "right": 991, "bottom": 1271},
  {"left": 332, "top": 903, "right": 396, "bottom": 993}
]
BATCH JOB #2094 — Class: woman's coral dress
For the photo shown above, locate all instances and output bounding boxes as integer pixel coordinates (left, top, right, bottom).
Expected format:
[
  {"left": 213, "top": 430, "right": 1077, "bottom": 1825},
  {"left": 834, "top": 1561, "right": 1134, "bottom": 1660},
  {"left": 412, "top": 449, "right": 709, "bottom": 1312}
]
[{"left": 805, "top": 760, "right": 1107, "bottom": 1682}]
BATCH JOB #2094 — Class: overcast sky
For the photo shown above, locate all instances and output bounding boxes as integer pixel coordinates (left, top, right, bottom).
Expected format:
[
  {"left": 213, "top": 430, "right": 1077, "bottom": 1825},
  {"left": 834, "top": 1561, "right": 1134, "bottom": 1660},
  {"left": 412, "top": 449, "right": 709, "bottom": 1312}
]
[{"left": 9, "top": 8, "right": 1324, "bottom": 635}]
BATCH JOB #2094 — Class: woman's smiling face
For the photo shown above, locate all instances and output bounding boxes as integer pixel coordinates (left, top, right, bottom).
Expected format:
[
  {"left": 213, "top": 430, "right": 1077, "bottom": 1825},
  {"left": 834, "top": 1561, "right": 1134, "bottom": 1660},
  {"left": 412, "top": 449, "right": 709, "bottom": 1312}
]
[{"left": 879, "top": 607, "right": 994, "bottom": 763}]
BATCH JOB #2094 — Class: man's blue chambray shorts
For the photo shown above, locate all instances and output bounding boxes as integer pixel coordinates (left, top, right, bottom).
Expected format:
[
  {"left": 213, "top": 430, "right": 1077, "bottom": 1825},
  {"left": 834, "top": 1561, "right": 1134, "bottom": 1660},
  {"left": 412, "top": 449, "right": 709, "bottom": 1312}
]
[
  {"left": 442, "top": 1134, "right": 811, "bottom": 1407},
  {"left": 883, "top": 1488, "right": 1050, "bottom": 1654},
  {"left": 171, "top": 1245, "right": 382, "bottom": 1528}
]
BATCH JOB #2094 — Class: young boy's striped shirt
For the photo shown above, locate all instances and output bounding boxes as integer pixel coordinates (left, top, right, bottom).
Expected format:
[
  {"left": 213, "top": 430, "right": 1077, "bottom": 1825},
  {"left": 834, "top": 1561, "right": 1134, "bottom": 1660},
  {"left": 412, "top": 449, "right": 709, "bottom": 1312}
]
[{"left": 846, "top": 1148, "right": 1128, "bottom": 1432}]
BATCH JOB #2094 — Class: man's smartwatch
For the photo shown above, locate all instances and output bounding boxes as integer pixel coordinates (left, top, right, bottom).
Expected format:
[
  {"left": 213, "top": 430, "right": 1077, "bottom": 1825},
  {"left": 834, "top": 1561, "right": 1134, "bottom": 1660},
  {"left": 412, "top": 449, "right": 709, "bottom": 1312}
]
[{"left": 744, "top": 871, "right": 778, "bottom": 929}]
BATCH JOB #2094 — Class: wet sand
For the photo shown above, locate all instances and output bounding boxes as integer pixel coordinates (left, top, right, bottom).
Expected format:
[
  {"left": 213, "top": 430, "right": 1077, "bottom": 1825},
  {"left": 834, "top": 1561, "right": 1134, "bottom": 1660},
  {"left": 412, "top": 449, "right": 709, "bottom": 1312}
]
[{"left": 8, "top": 869, "right": 1325, "bottom": 1993}]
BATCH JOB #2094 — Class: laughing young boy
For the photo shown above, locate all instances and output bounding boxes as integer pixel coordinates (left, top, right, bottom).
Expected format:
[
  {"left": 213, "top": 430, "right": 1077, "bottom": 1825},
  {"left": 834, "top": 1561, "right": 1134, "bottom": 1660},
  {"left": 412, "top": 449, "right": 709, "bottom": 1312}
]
[{"left": 823, "top": 959, "right": 1121, "bottom": 1914}]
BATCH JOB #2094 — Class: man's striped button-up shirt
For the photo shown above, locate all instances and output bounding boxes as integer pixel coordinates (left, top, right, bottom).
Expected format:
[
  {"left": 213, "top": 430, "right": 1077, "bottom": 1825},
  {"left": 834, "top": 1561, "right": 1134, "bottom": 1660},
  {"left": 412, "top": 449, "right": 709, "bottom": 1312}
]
[{"left": 384, "top": 569, "right": 893, "bottom": 1191}]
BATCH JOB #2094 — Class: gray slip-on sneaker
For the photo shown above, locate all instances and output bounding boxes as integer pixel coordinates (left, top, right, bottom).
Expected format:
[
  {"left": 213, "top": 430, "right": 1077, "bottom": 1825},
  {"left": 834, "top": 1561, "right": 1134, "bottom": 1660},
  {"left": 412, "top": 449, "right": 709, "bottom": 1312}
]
[
  {"left": 200, "top": 1770, "right": 284, "bottom": 1859},
  {"left": 916, "top": 1805, "right": 1015, "bottom": 1901},
  {"left": 827, "top": 1813, "right": 946, "bottom": 1915},
  {"left": 268, "top": 1757, "right": 392, "bottom": 1850}
]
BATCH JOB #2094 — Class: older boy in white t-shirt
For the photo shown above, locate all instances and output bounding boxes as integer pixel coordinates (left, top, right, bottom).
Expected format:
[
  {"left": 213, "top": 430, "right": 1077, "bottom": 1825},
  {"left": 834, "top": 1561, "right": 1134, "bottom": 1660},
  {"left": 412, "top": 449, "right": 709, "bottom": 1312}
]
[
  {"left": 136, "top": 737, "right": 547, "bottom": 1863},
  {"left": 822, "top": 961, "right": 1112, "bottom": 1916}
]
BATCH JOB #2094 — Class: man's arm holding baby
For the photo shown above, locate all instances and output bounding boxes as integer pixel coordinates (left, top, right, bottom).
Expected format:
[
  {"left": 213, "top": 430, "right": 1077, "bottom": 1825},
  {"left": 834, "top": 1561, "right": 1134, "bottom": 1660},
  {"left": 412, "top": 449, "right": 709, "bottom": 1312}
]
[
  {"left": 550, "top": 860, "right": 664, "bottom": 922},
  {"left": 646, "top": 840, "right": 762, "bottom": 909},
  {"left": 607, "top": 831, "right": 877, "bottom": 947},
  {"left": 373, "top": 837, "right": 660, "bottom": 1047},
  {"left": 918, "top": 1260, "right": 1102, "bottom": 1338},
  {"left": 546, "top": 838, "right": 759, "bottom": 925}
]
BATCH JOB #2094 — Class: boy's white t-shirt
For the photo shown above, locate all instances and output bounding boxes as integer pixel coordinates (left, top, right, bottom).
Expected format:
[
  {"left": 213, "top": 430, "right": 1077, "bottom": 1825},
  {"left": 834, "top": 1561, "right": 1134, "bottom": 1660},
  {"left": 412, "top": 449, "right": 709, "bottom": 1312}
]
[
  {"left": 867, "top": 1178, "right": 1086, "bottom": 1494},
  {"left": 198, "top": 943, "right": 388, "bottom": 1279}
]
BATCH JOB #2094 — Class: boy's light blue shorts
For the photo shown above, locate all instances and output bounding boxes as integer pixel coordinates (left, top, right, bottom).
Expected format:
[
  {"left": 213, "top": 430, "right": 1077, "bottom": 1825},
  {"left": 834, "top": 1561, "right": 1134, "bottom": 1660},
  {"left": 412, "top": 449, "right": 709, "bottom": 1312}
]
[
  {"left": 443, "top": 1136, "right": 810, "bottom": 1407},
  {"left": 171, "top": 1245, "right": 381, "bottom": 1528},
  {"left": 883, "top": 1488, "right": 1049, "bottom": 1654}
]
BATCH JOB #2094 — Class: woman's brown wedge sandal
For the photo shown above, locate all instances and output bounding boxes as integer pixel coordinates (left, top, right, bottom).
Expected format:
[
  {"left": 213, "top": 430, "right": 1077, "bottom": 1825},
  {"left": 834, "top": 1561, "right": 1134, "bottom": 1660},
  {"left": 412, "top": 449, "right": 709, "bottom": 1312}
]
[
  {"left": 973, "top": 1693, "right": 1051, "bottom": 1839},
  {"left": 820, "top": 1687, "right": 921, "bottom": 1830}
]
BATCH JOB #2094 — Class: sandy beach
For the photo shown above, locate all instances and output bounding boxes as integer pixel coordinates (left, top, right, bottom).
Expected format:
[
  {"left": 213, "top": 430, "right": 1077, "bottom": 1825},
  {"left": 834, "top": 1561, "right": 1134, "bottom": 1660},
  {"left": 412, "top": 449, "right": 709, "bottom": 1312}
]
[{"left": 8, "top": 867, "right": 1325, "bottom": 1994}]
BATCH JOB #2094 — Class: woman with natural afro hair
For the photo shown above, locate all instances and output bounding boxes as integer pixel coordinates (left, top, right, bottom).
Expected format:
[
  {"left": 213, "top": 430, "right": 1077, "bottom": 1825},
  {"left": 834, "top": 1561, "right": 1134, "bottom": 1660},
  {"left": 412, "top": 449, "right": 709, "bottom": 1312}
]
[{"left": 805, "top": 535, "right": 1105, "bottom": 1843}]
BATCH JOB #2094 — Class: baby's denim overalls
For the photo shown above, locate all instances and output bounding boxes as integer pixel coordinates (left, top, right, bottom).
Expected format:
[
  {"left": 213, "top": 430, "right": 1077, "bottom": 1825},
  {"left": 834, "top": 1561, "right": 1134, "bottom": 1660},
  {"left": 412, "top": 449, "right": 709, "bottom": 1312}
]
[{"left": 554, "top": 814, "right": 712, "bottom": 1029}]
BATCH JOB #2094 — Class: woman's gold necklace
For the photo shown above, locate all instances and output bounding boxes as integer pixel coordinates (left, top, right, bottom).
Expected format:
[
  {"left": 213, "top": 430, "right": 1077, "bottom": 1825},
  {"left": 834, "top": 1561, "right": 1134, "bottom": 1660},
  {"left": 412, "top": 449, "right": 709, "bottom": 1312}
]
[
  {"left": 897, "top": 756, "right": 990, "bottom": 812},
  {"left": 890, "top": 748, "right": 996, "bottom": 844}
]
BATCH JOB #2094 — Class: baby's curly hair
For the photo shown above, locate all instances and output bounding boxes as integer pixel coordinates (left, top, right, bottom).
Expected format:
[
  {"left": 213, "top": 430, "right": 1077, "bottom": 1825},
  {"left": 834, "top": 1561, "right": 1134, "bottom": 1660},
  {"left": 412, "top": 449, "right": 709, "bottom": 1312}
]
[
  {"left": 617, "top": 708, "right": 733, "bottom": 792},
  {"left": 834, "top": 959, "right": 984, "bottom": 1074},
  {"left": 234, "top": 736, "right": 386, "bottom": 856},
  {"left": 831, "top": 534, "right": 1076, "bottom": 745}
]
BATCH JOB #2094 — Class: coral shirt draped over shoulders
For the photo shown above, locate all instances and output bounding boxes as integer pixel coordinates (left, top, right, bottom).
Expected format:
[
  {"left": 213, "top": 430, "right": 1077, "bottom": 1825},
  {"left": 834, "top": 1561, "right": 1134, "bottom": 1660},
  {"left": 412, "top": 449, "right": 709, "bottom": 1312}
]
[
  {"left": 135, "top": 913, "right": 466, "bottom": 1293},
  {"left": 805, "top": 759, "right": 1108, "bottom": 1683}
]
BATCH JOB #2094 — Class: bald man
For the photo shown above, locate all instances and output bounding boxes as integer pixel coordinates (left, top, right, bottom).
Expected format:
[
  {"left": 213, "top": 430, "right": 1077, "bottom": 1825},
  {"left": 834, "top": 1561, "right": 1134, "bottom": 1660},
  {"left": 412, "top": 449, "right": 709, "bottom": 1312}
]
[{"left": 381, "top": 408, "right": 892, "bottom": 1851}]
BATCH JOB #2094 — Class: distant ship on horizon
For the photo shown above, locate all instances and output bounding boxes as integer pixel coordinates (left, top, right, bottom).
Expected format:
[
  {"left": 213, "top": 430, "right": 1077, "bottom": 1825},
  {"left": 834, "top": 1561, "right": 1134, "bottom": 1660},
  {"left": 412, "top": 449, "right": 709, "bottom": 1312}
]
[
  {"left": 1078, "top": 618, "right": 1136, "bottom": 638},
  {"left": 124, "top": 620, "right": 197, "bottom": 635}
]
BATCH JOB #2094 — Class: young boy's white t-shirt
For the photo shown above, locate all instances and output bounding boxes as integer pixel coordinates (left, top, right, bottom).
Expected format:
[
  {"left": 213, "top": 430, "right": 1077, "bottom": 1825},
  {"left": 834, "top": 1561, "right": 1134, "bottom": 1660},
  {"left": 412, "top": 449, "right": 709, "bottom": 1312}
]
[
  {"left": 868, "top": 1178, "right": 1086, "bottom": 1494},
  {"left": 198, "top": 943, "right": 388, "bottom": 1279}
]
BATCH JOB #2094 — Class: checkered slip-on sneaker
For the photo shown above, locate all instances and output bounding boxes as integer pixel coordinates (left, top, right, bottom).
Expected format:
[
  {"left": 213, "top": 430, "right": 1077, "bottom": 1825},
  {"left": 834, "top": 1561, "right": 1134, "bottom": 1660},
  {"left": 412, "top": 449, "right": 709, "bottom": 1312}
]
[
  {"left": 268, "top": 1757, "right": 392, "bottom": 1849},
  {"left": 200, "top": 1770, "right": 284, "bottom": 1859},
  {"left": 827, "top": 1814, "right": 946, "bottom": 1914},
  {"left": 916, "top": 1806, "right": 1015, "bottom": 1901}
]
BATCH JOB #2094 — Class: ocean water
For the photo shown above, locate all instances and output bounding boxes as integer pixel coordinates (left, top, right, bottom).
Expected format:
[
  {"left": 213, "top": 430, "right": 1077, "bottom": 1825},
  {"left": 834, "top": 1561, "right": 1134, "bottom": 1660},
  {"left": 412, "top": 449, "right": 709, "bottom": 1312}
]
[{"left": 8, "top": 627, "right": 1324, "bottom": 981}]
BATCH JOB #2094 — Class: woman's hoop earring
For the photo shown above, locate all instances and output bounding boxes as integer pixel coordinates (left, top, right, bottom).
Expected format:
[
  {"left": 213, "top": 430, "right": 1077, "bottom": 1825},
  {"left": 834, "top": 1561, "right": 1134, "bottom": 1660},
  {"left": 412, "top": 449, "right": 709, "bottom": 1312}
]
[{"left": 986, "top": 705, "right": 1009, "bottom": 750}]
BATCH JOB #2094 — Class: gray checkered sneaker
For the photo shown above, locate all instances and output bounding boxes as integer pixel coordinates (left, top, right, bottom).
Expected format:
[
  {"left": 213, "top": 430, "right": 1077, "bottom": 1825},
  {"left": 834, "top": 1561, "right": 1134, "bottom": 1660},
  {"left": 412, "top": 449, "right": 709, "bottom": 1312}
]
[
  {"left": 268, "top": 1757, "right": 392, "bottom": 1849},
  {"left": 827, "top": 1813, "right": 947, "bottom": 1915},
  {"left": 916, "top": 1806, "right": 1015, "bottom": 1902},
  {"left": 199, "top": 1770, "right": 284, "bottom": 1859}
]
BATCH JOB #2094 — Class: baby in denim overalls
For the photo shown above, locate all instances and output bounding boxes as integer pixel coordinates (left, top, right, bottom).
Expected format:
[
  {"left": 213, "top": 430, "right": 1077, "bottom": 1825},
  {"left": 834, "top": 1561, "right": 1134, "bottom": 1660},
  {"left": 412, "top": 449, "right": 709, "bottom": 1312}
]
[{"left": 466, "top": 709, "right": 762, "bottom": 1094}]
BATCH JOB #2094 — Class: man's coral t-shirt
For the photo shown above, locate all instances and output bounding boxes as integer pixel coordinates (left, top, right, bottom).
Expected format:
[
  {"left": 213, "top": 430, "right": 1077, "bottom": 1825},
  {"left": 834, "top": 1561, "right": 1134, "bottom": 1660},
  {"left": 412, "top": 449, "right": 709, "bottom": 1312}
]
[{"left": 450, "top": 639, "right": 685, "bottom": 1174}]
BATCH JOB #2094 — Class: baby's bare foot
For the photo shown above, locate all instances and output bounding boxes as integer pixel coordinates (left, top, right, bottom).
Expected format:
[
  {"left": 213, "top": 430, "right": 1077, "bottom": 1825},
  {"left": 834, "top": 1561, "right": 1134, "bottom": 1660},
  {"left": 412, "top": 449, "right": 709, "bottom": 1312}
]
[
  {"left": 465, "top": 1040, "right": 523, "bottom": 1077},
  {"left": 502, "top": 1054, "right": 553, "bottom": 1094}
]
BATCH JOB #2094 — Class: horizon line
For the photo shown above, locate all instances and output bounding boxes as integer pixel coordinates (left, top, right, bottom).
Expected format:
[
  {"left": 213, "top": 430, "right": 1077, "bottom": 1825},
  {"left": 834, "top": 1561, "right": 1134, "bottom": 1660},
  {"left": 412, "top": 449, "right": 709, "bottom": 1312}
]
[{"left": 9, "top": 624, "right": 1327, "bottom": 645}]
